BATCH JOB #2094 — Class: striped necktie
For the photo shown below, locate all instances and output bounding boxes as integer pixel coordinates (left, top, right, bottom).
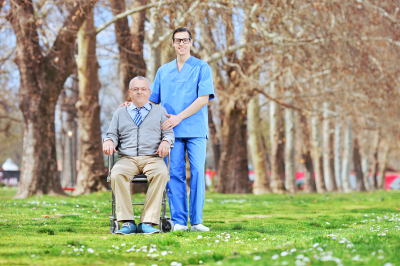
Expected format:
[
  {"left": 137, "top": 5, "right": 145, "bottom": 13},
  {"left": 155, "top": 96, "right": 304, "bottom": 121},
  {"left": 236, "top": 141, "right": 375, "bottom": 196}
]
[{"left": 133, "top": 107, "right": 143, "bottom": 126}]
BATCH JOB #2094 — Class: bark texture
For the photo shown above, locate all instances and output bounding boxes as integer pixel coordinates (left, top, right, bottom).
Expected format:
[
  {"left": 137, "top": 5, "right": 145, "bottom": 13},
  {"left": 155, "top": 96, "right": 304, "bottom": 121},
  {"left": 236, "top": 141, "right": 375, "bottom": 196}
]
[
  {"left": 329, "top": 132, "right": 338, "bottom": 191},
  {"left": 73, "top": 10, "right": 109, "bottom": 195},
  {"left": 60, "top": 71, "right": 78, "bottom": 188},
  {"left": 341, "top": 121, "right": 353, "bottom": 192},
  {"left": 214, "top": 103, "right": 252, "bottom": 193},
  {"left": 110, "top": 0, "right": 146, "bottom": 100},
  {"left": 213, "top": 17, "right": 252, "bottom": 194},
  {"left": 284, "top": 95, "right": 296, "bottom": 193},
  {"left": 248, "top": 95, "right": 270, "bottom": 194},
  {"left": 353, "top": 137, "right": 366, "bottom": 192},
  {"left": 370, "top": 130, "right": 380, "bottom": 191},
  {"left": 269, "top": 82, "right": 285, "bottom": 193},
  {"left": 9, "top": 0, "right": 95, "bottom": 198},
  {"left": 360, "top": 130, "right": 371, "bottom": 191},
  {"left": 322, "top": 102, "right": 336, "bottom": 191},
  {"left": 311, "top": 107, "right": 326, "bottom": 193},
  {"left": 208, "top": 104, "right": 221, "bottom": 172},
  {"left": 334, "top": 116, "right": 343, "bottom": 191},
  {"left": 299, "top": 114, "right": 316, "bottom": 193},
  {"left": 378, "top": 139, "right": 390, "bottom": 190},
  {"left": 145, "top": 1, "right": 162, "bottom": 82}
]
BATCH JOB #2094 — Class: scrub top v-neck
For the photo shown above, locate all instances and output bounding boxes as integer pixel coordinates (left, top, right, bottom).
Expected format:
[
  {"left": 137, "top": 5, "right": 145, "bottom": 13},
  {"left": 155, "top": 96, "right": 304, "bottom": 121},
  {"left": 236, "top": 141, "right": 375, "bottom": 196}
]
[{"left": 149, "top": 56, "right": 215, "bottom": 138}]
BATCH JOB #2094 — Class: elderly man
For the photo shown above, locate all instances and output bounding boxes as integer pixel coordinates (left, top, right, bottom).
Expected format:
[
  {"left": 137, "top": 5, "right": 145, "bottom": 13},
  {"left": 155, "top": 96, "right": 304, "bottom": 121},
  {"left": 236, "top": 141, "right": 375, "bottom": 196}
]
[{"left": 103, "top": 76, "right": 174, "bottom": 234}]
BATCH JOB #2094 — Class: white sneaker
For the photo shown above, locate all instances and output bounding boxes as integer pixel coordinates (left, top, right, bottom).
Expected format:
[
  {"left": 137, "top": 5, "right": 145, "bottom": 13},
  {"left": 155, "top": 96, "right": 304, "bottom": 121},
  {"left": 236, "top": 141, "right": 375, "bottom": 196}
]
[
  {"left": 190, "top": 224, "right": 210, "bottom": 231},
  {"left": 173, "top": 224, "right": 188, "bottom": 231}
]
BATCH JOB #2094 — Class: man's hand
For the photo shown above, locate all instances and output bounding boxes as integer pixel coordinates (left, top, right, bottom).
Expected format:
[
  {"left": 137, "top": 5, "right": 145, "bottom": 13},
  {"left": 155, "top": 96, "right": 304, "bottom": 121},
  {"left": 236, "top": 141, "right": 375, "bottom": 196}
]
[
  {"left": 161, "top": 112, "right": 182, "bottom": 131},
  {"left": 103, "top": 140, "right": 117, "bottom": 155},
  {"left": 156, "top": 140, "right": 170, "bottom": 158},
  {"left": 119, "top": 101, "right": 130, "bottom": 107}
]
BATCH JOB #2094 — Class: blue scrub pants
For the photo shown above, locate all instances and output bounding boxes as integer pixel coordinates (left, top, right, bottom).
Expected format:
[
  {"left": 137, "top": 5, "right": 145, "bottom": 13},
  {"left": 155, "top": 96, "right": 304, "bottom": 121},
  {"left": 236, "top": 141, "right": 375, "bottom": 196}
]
[{"left": 166, "top": 137, "right": 206, "bottom": 226}]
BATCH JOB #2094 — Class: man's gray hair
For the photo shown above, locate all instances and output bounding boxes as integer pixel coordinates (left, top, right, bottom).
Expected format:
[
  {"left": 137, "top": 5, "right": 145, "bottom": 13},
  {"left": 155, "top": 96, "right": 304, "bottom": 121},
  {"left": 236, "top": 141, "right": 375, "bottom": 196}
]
[{"left": 129, "top": 76, "right": 151, "bottom": 89}]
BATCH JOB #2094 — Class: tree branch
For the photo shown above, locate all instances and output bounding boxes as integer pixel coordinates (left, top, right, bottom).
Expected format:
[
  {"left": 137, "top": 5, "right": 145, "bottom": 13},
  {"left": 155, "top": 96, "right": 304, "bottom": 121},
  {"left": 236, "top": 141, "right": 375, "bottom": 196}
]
[
  {"left": 151, "top": 0, "right": 200, "bottom": 49},
  {"left": 95, "top": 2, "right": 157, "bottom": 34},
  {"left": 205, "top": 43, "right": 246, "bottom": 63},
  {"left": 46, "top": 1, "right": 97, "bottom": 84}
]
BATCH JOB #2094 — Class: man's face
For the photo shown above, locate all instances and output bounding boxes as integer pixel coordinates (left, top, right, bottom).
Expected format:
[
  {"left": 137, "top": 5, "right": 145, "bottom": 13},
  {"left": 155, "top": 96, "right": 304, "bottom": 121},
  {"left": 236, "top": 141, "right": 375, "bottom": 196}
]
[
  {"left": 128, "top": 79, "right": 151, "bottom": 107},
  {"left": 172, "top": 32, "right": 192, "bottom": 56}
]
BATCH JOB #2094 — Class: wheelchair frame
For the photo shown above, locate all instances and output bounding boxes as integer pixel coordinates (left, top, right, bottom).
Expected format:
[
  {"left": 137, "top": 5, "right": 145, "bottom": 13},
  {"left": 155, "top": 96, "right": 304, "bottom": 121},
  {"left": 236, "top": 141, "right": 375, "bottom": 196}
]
[{"left": 107, "top": 152, "right": 174, "bottom": 233}]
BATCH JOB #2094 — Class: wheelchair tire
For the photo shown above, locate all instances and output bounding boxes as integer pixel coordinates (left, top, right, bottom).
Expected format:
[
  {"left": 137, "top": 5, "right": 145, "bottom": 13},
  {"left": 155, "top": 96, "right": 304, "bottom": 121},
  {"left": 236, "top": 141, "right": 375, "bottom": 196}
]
[
  {"left": 160, "top": 218, "right": 174, "bottom": 233},
  {"left": 111, "top": 220, "right": 120, "bottom": 234}
]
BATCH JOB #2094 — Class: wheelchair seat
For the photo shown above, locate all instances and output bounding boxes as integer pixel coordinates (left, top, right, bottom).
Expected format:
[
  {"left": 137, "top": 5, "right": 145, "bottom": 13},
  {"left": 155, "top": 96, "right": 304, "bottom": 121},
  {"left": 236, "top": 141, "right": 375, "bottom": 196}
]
[{"left": 132, "top": 174, "right": 147, "bottom": 183}]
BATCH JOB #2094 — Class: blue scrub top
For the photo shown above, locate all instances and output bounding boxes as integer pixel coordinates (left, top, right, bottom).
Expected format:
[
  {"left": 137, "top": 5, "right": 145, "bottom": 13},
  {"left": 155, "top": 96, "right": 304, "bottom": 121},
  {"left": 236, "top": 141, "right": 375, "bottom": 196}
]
[{"left": 149, "top": 56, "right": 215, "bottom": 138}]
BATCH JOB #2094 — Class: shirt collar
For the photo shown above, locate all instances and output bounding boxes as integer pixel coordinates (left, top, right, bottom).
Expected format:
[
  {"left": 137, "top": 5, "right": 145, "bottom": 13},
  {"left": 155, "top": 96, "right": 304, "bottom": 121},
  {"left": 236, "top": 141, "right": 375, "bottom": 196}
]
[{"left": 128, "top": 102, "right": 151, "bottom": 111}]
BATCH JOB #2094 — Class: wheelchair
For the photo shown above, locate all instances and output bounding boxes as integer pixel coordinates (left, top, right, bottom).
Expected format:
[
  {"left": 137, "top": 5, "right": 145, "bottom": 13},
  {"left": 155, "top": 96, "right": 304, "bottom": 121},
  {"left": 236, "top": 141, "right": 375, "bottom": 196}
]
[{"left": 107, "top": 153, "right": 174, "bottom": 234}]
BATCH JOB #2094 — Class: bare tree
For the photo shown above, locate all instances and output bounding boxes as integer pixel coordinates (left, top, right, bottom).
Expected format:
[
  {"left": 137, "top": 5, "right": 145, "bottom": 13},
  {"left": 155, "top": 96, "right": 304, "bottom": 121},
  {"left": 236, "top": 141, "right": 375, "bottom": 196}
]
[
  {"left": 248, "top": 95, "right": 270, "bottom": 194},
  {"left": 353, "top": 137, "right": 366, "bottom": 192},
  {"left": 73, "top": 9, "right": 108, "bottom": 195},
  {"left": 8, "top": 0, "right": 96, "bottom": 198},
  {"left": 341, "top": 121, "right": 353, "bottom": 193},
  {"left": 378, "top": 139, "right": 391, "bottom": 190},
  {"left": 284, "top": 91, "right": 296, "bottom": 193}
]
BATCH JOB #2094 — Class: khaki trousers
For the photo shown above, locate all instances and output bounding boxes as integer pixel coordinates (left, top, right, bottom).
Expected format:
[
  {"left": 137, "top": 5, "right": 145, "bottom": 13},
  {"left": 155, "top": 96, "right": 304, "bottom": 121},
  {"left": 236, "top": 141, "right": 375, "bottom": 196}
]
[{"left": 110, "top": 155, "right": 169, "bottom": 224}]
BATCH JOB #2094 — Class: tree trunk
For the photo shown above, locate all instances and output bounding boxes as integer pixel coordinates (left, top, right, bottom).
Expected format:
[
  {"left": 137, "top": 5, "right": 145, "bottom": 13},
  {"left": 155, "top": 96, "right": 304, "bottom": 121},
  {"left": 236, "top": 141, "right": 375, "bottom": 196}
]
[
  {"left": 284, "top": 96, "right": 296, "bottom": 194},
  {"left": 60, "top": 71, "right": 79, "bottom": 188},
  {"left": 248, "top": 95, "right": 271, "bottom": 194},
  {"left": 322, "top": 102, "right": 336, "bottom": 191},
  {"left": 145, "top": 1, "right": 162, "bottom": 82},
  {"left": 353, "top": 137, "right": 366, "bottom": 192},
  {"left": 341, "top": 120, "right": 353, "bottom": 193},
  {"left": 370, "top": 130, "right": 380, "bottom": 191},
  {"left": 110, "top": 0, "right": 146, "bottom": 100},
  {"left": 378, "top": 139, "right": 390, "bottom": 190},
  {"left": 73, "top": 10, "right": 109, "bottom": 195},
  {"left": 208, "top": 103, "right": 221, "bottom": 172},
  {"left": 10, "top": 0, "right": 95, "bottom": 198},
  {"left": 311, "top": 105, "right": 326, "bottom": 193},
  {"left": 269, "top": 82, "right": 285, "bottom": 193},
  {"left": 129, "top": 0, "right": 147, "bottom": 65},
  {"left": 214, "top": 104, "right": 252, "bottom": 193},
  {"left": 299, "top": 114, "right": 316, "bottom": 193},
  {"left": 329, "top": 131, "right": 338, "bottom": 191},
  {"left": 360, "top": 130, "right": 371, "bottom": 191},
  {"left": 334, "top": 116, "right": 343, "bottom": 191}
]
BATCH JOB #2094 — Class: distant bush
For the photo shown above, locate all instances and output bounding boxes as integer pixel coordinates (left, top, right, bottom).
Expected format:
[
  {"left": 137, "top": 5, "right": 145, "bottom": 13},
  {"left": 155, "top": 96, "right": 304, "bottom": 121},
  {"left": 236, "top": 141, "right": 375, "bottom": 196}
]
[{"left": 0, "top": 182, "right": 5, "bottom": 187}]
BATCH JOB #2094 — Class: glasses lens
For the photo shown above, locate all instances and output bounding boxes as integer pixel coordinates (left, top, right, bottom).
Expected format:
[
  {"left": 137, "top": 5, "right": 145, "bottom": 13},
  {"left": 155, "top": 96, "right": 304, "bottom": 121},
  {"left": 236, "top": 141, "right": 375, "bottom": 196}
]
[{"left": 174, "top": 38, "right": 191, "bottom": 44}]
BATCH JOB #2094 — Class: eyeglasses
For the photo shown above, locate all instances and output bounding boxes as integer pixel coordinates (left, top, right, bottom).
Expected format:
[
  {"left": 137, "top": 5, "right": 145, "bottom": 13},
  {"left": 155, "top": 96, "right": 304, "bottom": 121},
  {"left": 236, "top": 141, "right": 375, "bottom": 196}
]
[
  {"left": 173, "top": 38, "right": 191, "bottom": 44},
  {"left": 129, "top": 87, "right": 149, "bottom": 92}
]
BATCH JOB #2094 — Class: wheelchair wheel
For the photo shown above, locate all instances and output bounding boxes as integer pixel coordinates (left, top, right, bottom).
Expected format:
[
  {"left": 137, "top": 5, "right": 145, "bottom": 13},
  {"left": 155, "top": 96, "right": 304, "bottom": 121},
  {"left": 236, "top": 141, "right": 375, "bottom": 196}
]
[
  {"left": 111, "top": 220, "right": 120, "bottom": 234},
  {"left": 160, "top": 218, "right": 174, "bottom": 233}
]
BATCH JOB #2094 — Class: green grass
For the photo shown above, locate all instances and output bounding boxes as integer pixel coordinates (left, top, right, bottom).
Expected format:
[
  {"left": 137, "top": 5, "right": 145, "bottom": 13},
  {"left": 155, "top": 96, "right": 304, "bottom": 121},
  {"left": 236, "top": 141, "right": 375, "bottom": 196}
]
[{"left": 1, "top": 187, "right": 399, "bottom": 266}]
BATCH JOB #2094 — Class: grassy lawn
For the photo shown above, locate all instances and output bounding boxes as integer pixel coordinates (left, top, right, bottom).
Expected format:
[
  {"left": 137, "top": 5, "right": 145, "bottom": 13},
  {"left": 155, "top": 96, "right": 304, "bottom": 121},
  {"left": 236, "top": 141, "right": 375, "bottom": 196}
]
[{"left": 0, "top": 187, "right": 399, "bottom": 266}]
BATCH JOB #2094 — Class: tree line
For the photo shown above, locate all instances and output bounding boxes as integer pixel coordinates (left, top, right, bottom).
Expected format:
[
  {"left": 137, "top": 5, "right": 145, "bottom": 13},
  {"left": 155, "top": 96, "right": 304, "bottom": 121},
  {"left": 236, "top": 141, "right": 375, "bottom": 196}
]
[{"left": 0, "top": 0, "right": 399, "bottom": 198}]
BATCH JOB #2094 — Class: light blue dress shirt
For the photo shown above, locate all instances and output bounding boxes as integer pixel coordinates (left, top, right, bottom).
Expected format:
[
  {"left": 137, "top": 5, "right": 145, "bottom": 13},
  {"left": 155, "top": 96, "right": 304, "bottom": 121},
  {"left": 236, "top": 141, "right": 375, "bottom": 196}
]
[
  {"left": 149, "top": 56, "right": 214, "bottom": 138},
  {"left": 127, "top": 102, "right": 152, "bottom": 124}
]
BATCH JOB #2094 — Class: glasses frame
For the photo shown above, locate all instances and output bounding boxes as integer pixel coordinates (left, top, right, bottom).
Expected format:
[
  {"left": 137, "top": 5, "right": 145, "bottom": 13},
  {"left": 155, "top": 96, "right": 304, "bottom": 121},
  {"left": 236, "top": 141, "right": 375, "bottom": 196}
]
[{"left": 173, "top": 38, "right": 192, "bottom": 44}]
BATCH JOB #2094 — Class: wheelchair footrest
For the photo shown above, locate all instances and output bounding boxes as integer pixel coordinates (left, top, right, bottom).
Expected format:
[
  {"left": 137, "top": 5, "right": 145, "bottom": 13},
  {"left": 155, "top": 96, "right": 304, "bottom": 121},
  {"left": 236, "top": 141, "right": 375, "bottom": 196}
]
[{"left": 132, "top": 202, "right": 145, "bottom": 205}]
